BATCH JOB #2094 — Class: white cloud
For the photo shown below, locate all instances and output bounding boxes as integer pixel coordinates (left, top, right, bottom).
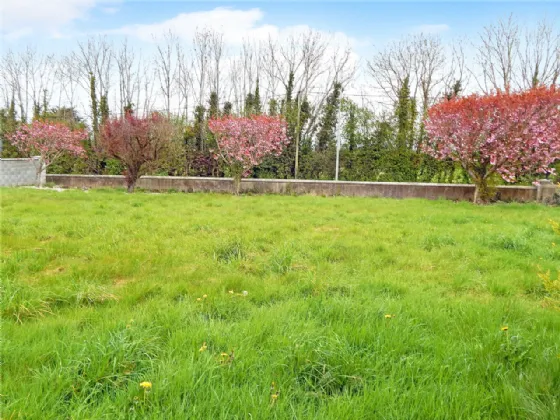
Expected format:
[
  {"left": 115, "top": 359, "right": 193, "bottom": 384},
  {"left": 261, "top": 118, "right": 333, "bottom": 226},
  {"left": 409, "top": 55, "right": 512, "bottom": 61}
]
[
  {"left": 3, "top": 27, "right": 33, "bottom": 41},
  {"left": 412, "top": 24, "right": 450, "bottom": 35},
  {"left": 110, "top": 6, "right": 365, "bottom": 51},
  {"left": 102, "top": 7, "right": 119, "bottom": 15},
  {"left": 112, "top": 7, "right": 279, "bottom": 45},
  {"left": 1, "top": 0, "right": 120, "bottom": 39}
]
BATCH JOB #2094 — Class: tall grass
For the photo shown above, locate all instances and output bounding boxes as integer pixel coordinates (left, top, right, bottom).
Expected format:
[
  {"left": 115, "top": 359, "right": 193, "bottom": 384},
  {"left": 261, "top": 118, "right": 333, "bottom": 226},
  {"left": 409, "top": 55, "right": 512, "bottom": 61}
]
[{"left": 1, "top": 188, "right": 559, "bottom": 418}]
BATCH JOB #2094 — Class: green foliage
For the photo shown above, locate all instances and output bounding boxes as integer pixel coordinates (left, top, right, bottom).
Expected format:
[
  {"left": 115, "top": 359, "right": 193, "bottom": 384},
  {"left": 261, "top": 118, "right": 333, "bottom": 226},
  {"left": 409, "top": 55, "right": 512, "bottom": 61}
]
[
  {"left": 244, "top": 79, "right": 264, "bottom": 117},
  {"left": 254, "top": 78, "right": 262, "bottom": 115},
  {"left": 90, "top": 73, "right": 99, "bottom": 143},
  {"left": 395, "top": 76, "right": 417, "bottom": 150},
  {"left": 33, "top": 102, "right": 41, "bottom": 121},
  {"left": 268, "top": 99, "right": 278, "bottom": 116},
  {"left": 44, "top": 107, "right": 86, "bottom": 130},
  {"left": 208, "top": 92, "right": 219, "bottom": 120},
  {"left": 193, "top": 105, "right": 206, "bottom": 151},
  {"left": 244, "top": 93, "right": 255, "bottom": 116},
  {"left": 285, "top": 71, "right": 295, "bottom": 105},
  {"left": 243, "top": 79, "right": 263, "bottom": 116},
  {"left": 316, "top": 82, "right": 342, "bottom": 152},
  {"left": 445, "top": 80, "right": 463, "bottom": 101},
  {"left": 102, "top": 158, "right": 125, "bottom": 175},
  {"left": 0, "top": 99, "right": 22, "bottom": 157},
  {"left": 222, "top": 102, "right": 232, "bottom": 117},
  {"left": 152, "top": 119, "right": 187, "bottom": 176},
  {"left": 99, "top": 95, "right": 109, "bottom": 126}
]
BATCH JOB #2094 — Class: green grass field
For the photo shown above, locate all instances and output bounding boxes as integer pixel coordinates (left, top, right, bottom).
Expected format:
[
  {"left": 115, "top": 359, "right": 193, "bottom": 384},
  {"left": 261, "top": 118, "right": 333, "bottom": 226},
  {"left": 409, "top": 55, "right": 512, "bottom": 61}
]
[{"left": 1, "top": 188, "right": 560, "bottom": 419}]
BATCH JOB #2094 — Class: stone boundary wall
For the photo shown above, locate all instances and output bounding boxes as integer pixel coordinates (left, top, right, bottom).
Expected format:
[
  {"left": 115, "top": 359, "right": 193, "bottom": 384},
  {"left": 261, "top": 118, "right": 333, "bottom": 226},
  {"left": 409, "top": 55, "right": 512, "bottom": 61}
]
[
  {"left": 0, "top": 157, "right": 45, "bottom": 187},
  {"left": 44, "top": 174, "right": 546, "bottom": 202}
]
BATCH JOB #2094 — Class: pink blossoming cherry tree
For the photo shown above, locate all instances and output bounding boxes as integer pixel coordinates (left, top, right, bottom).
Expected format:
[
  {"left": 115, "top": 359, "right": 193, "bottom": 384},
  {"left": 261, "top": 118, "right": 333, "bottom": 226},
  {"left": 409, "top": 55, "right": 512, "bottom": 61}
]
[
  {"left": 423, "top": 86, "right": 560, "bottom": 203},
  {"left": 208, "top": 115, "right": 289, "bottom": 194},
  {"left": 8, "top": 121, "right": 88, "bottom": 187}
]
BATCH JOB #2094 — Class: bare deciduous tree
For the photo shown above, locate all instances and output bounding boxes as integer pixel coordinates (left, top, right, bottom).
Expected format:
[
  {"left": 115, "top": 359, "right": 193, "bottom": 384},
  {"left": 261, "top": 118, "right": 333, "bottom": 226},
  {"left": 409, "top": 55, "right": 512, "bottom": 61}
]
[
  {"left": 413, "top": 35, "right": 446, "bottom": 113},
  {"left": 154, "top": 31, "right": 177, "bottom": 117},
  {"left": 116, "top": 39, "right": 138, "bottom": 114},
  {"left": 193, "top": 28, "right": 212, "bottom": 107},
  {"left": 176, "top": 42, "right": 193, "bottom": 120},
  {"left": 367, "top": 36, "right": 417, "bottom": 104},
  {"left": 473, "top": 14, "right": 519, "bottom": 93},
  {"left": 1, "top": 50, "right": 25, "bottom": 120},
  {"left": 367, "top": 33, "right": 447, "bottom": 112},
  {"left": 73, "top": 36, "right": 114, "bottom": 125},
  {"left": 303, "top": 42, "right": 356, "bottom": 138},
  {"left": 75, "top": 36, "right": 114, "bottom": 97},
  {"left": 57, "top": 55, "right": 81, "bottom": 110},
  {"left": 140, "top": 60, "right": 157, "bottom": 118},
  {"left": 442, "top": 39, "right": 470, "bottom": 99},
  {"left": 209, "top": 30, "right": 225, "bottom": 98},
  {"left": 519, "top": 19, "right": 560, "bottom": 88}
]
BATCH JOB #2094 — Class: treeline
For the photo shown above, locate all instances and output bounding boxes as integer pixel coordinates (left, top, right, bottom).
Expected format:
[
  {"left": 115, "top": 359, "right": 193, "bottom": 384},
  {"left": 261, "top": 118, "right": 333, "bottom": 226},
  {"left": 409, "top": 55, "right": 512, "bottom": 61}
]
[
  {"left": 0, "top": 78, "right": 466, "bottom": 183},
  {"left": 1, "top": 15, "right": 557, "bottom": 183}
]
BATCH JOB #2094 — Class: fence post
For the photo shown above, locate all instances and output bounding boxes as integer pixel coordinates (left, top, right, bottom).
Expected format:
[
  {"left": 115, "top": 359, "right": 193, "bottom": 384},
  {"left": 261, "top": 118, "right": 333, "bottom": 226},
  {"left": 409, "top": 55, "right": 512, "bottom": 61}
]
[{"left": 536, "top": 179, "right": 557, "bottom": 204}]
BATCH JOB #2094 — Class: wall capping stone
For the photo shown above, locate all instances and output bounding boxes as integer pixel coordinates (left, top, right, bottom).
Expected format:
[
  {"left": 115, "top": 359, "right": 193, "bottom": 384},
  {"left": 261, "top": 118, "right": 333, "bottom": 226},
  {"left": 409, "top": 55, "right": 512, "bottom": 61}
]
[{"left": 43, "top": 174, "right": 546, "bottom": 203}]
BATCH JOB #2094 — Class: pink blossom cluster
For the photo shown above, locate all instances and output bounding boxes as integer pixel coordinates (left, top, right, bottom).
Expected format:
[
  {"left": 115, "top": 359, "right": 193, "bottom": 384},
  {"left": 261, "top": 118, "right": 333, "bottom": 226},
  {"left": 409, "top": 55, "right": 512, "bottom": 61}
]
[
  {"left": 208, "top": 115, "right": 289, "bottom": 176},
  {"left": 8, "top": 120, "right": 87, "bottom": 167},
  {"left": 423, "top": 86, "right": 560, "bottom": 182},
  {"left": 101, "top": 112, "right": 171, "bottom": 164}
]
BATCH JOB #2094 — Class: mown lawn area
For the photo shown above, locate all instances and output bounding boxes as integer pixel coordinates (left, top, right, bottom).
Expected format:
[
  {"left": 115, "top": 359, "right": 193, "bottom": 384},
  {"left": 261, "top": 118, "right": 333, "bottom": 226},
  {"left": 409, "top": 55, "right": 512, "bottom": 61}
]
[{"left": 1, "top": 188, "right": 559, "bottom": 419}]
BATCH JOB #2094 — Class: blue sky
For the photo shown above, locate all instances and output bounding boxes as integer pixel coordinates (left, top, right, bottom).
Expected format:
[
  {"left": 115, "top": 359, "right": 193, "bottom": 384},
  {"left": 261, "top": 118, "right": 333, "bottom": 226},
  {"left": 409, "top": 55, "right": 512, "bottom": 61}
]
[{"left": 3, "top": 1, "right": 559, "bottom": 55}]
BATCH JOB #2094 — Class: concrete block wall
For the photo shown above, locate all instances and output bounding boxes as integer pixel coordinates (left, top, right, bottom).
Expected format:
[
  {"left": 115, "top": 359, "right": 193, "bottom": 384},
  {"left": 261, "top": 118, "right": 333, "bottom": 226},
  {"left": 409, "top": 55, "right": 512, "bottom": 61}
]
[
  {"left": 0, "top": 157, "right": 45, "bottom": 187},
  {"left": 46, "top": 174, "right": 544, "bottom": 202}
]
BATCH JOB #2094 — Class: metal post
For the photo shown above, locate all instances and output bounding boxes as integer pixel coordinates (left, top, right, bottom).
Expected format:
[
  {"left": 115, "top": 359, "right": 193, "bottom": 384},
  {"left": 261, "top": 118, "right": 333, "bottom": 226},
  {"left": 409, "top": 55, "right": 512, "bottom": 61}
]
[
  {"left": 335, "top": 140, "right": 340, "bottom": 181},
  {"left": 335, "top": 109, "right": 341, "bottom": 181},
  {"left": 295, "top": 92, "right": 301, "bottom": 179}
]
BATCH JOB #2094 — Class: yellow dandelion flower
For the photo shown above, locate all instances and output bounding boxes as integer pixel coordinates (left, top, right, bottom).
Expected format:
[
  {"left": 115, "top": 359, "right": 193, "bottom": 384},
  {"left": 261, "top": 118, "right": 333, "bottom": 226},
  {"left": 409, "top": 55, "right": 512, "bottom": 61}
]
[
  {"left": 199, "top": 342, "right": 207, "bottom": 352},
  {"left": 203, "top": 294, "right": 208, "bottom": 298},
  {"left": 220, "top": 352, "right": 229, "bottom": 357},
  {"left": 501, "top": 326, "right": 509, "bottom": 332},
  {"left": 228, "top": 290, "right": 234, "bottom": 294},
  {"left": 139, "top": 381, "right": 152, "bottom": 390},
  {"left": 196, "top": 298, "right": 202, "bottom": 302},
  {"left": 384, "top": 314, "right": 393, "bottom": 319},
  {"left": 271, "top": 393, "right": 279, "bottom": 400}
]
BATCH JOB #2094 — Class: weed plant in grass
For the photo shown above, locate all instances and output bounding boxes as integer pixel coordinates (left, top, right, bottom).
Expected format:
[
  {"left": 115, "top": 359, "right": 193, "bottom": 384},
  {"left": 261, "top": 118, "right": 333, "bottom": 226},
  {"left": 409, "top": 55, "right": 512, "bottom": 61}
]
[{"left": 1, "top": 188, "right": 560, "bottom": 419}]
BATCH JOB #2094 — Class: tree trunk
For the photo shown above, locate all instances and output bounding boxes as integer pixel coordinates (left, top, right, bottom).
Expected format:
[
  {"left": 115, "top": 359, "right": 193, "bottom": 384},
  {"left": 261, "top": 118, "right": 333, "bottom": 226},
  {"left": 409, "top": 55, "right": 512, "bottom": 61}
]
[
  {"left": 35, "top": 159, "right": 45, "bottom": 188},
  {"left": 233, "top": 174, "right": 241, "bottom": 195},
  {"left": 473, "top": 177, "right": 492, "bottom": 204},
  {"left": 473, "top": 183, "right": 481, "bottom": 204},
  {"left": 125, "top": 166, "right": 139, "bottom": 193}
]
